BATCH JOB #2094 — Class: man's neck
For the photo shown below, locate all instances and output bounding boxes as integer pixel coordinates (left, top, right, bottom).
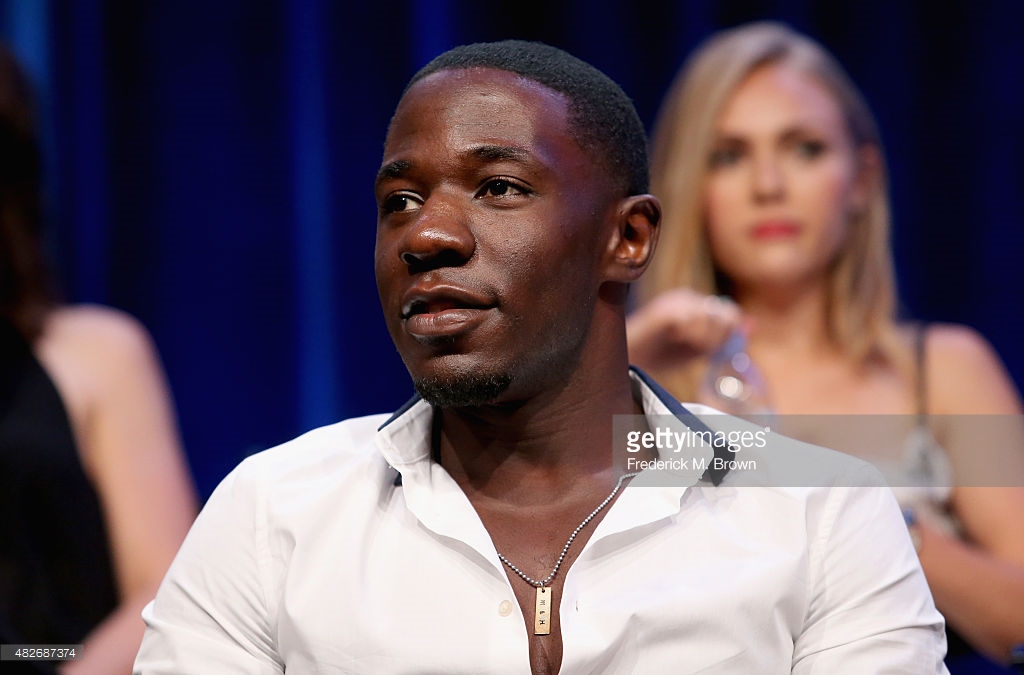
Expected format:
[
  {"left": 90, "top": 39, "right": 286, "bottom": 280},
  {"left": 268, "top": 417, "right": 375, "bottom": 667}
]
[{"left": 434, "top": 367, "right": 641, "bottom": 504}]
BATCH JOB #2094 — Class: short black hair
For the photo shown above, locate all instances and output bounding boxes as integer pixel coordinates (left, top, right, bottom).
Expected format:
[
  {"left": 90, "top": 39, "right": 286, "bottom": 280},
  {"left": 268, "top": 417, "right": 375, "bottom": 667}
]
[{"left": 406, "top": 40, "right": 649, "bottom": 196}]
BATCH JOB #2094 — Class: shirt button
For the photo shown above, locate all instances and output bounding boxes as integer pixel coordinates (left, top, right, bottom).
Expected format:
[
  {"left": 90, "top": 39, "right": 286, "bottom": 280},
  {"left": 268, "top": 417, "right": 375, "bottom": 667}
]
[{"left": 498, "top": 600, "right": 513, "bottom": 617}]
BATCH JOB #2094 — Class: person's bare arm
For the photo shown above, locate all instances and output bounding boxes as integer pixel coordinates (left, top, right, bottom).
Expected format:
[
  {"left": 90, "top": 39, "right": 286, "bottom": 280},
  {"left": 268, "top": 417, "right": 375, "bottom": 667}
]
[
  {"left": 918, "top": 324, "right": 1024, "bottom": 662},
  {"left": 38, "top": 306, "right": 198, "bottom": 674}
]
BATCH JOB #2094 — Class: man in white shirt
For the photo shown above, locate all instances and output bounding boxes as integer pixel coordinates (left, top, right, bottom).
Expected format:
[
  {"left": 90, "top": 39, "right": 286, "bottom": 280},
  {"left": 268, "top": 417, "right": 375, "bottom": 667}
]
[{"left": 135, "top": 40, "right": 947, "bottom": 674}]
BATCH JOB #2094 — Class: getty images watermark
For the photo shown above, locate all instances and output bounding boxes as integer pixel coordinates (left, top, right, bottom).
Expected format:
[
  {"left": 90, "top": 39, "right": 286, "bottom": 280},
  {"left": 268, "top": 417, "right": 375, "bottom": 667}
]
[
  {"left": 615, "top": 413, "right": 1024, "bottom": 488},
  {"left": 623, "top": 424, "right": 769, "bottom": 472}
]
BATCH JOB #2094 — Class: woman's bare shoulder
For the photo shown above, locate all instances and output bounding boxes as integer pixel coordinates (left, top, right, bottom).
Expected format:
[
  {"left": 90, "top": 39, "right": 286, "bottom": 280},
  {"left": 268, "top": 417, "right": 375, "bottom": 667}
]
[
  {"left": 923, "top": 322, "right": 1022, "bottom": 414},
  {"left": 38, "top": 304, "right": 164, "bottom": 403},
  {"left": 42, "top": 304, "right": 158, "bottom": 365},
  {"left": 46, "top": 304, "right": 152, "bottom": 344}
]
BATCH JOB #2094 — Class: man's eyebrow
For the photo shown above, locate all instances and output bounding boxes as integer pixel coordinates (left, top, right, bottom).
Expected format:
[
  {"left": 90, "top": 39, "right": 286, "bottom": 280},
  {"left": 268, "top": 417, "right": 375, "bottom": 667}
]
[
  {"left": 375, "top": 159, "right": 412, "bottom": 188},
  {"left": 375, "top": 145, "right": 534, "bottom": 189},
  {"left": 465, "top": 144, "right": 531, "bottom": 163}
]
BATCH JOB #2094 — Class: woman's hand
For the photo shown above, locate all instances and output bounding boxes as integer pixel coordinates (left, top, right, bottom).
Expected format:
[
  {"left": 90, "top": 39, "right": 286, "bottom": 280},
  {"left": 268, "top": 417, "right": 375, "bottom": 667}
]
[{"left": 627, "top": 288, "right": 742, "bottom": 372}]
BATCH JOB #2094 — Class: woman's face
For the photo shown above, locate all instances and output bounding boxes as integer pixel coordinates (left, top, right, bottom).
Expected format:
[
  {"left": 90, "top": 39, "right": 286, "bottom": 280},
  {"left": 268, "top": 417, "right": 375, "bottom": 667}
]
[{"left": 703, "top": 62, "right": 869, "bottom": 294}]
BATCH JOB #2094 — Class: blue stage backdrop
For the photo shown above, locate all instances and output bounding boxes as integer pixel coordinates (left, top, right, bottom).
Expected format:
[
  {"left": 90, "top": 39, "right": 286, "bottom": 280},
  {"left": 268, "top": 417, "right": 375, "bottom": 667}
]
[{"left": 2, "top": 0, "right": 1022, "bottom": 498}]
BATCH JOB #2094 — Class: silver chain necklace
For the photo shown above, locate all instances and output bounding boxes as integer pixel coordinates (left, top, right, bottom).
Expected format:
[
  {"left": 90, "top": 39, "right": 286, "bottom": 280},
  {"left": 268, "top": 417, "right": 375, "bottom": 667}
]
[{"left": 496, "top": 471, "right": 638, "bottom": 635}]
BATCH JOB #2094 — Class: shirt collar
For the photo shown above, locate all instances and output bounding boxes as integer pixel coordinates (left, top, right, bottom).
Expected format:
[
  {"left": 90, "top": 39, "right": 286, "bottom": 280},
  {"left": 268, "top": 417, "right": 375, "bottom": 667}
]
[{"left": 375, "top": 368, "right": 725, "bottom": 485}]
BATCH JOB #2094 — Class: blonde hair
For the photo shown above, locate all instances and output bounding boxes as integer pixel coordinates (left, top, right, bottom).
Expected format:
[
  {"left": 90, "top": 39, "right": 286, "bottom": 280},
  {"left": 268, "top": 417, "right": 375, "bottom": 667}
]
[{"left": 640, "top": 22, "right": 901, "bottom": 399}]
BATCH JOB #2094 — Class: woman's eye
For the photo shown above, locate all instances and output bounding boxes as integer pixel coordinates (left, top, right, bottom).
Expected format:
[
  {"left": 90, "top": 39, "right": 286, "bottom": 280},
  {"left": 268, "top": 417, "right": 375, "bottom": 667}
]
[
  {"left": 795, "top": 140, "right": 826, "bottom": 159},
  {"left": 382, "top": 194, "right": 421, "bottom": 214},
  {"left": 709, "top": 147, "right": 742, "bottom": 169}
]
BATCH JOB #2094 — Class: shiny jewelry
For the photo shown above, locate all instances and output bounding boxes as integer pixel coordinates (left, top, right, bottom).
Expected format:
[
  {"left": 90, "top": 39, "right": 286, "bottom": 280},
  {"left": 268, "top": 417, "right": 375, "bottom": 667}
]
[
  {"left": 497, "top": 471, "right": 638, "bottom": 635},
  {"left": 903, "top": 507, "right": 923, "bottom": 553}
]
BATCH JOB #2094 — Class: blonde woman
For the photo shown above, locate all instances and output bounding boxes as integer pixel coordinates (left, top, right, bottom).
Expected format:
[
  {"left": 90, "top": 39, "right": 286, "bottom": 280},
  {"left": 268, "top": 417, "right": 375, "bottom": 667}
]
[{"left": 628, "top": 21, "right": 1024, "bottom": 669}]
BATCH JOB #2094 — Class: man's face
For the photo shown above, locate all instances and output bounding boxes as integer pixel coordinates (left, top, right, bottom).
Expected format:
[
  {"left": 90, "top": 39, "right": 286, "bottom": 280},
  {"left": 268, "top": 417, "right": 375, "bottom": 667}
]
[{"left": 374, "top": 67, "right": 616, "bottom": 407}]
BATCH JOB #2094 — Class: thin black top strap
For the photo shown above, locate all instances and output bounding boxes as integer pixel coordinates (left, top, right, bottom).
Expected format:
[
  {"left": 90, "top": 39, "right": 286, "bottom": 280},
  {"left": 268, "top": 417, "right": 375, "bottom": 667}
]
[{"left": 914, "top": 322, "right": 928, "bottom": 422}]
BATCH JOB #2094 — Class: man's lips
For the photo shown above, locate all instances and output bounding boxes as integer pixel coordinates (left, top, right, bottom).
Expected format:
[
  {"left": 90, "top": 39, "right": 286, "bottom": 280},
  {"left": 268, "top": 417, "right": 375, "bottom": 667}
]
[{"left": 400, "top": 286, "right": 495, "bottom": 339}]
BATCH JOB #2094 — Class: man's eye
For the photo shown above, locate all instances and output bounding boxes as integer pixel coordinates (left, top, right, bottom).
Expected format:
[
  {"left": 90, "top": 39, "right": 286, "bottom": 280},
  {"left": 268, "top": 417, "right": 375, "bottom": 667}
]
[
  {"left": 382, "top": 194, "right": 421, "bottom": 214},
  {"left": 477, "top": 179, "right": 527, "bottom": 198}
]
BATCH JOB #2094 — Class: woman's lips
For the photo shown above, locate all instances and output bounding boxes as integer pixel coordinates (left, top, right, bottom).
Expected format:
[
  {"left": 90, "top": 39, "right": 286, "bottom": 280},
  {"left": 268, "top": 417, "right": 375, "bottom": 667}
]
[{"left": 751, "top": 220, "right": 801, "bottom": 240}]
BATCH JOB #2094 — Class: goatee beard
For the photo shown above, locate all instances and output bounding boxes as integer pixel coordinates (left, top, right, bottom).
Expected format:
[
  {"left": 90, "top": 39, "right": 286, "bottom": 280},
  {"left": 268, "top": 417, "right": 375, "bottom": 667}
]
[{"left": 413, "top": 371, "right": 514, "bottom": 408}]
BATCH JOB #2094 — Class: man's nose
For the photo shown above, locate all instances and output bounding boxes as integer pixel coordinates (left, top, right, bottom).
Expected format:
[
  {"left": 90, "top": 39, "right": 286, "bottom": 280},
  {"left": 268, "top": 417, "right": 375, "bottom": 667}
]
[{"left": 398, "top": 195, "right": 475, "bottom": 270}]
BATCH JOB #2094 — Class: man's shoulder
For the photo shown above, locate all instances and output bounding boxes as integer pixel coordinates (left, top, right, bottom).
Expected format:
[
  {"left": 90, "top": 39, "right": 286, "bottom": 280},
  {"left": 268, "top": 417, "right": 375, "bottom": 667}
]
[
  {"left": 682, "top": 404, "right": 890, "bottom": 493},
  {"left": 226, "top": 412, "right": 394, "bottom": 496}
]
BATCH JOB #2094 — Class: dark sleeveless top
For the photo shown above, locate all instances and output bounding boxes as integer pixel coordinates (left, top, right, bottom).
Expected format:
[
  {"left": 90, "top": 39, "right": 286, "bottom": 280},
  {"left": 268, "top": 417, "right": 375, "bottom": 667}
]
[{"left": 0, "top": 317, "right": 118, "bottom": 669}]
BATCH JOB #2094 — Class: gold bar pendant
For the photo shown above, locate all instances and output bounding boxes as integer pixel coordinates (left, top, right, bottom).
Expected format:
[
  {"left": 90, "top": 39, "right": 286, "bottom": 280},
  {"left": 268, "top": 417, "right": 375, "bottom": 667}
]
[{"left": 534, "top": 586, "right": 552, "bottom": 635}]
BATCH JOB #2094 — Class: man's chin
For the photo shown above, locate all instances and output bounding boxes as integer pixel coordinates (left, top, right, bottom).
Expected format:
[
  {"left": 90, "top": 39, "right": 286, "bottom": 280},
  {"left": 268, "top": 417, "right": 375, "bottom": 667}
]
[{"left": 412, "top": 371, "right": 514, "bottom": 408}]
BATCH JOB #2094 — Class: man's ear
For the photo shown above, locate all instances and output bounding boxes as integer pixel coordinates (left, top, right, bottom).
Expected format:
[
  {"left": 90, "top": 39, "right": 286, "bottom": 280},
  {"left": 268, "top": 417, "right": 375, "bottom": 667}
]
[{"left": 603, "top": 194, "right": 661, "bottom": 283}]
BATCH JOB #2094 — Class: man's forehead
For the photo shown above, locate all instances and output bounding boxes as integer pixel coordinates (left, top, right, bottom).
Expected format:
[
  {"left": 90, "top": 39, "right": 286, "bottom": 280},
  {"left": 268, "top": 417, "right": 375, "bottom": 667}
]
[
  {"left": 381, "top": 67, "right": 578, "bottom": 166},
  {"left": 404, "top": 66, "right": 568, "bottom": 105},
  {"left": 390, "top": 67, "right": 571, "bottom": 134}
]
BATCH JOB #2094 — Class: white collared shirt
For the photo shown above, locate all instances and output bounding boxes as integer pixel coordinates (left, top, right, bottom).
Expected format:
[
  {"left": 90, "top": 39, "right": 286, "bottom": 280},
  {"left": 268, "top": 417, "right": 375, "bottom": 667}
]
[{"left": 135, "top": 372, "right": 947, "bottom": 674}]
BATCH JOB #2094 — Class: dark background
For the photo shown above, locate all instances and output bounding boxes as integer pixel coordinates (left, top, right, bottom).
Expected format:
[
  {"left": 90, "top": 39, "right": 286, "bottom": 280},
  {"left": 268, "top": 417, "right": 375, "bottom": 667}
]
[{"left": 2, "top": 0, "right": 1022, "bottom": 499}]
